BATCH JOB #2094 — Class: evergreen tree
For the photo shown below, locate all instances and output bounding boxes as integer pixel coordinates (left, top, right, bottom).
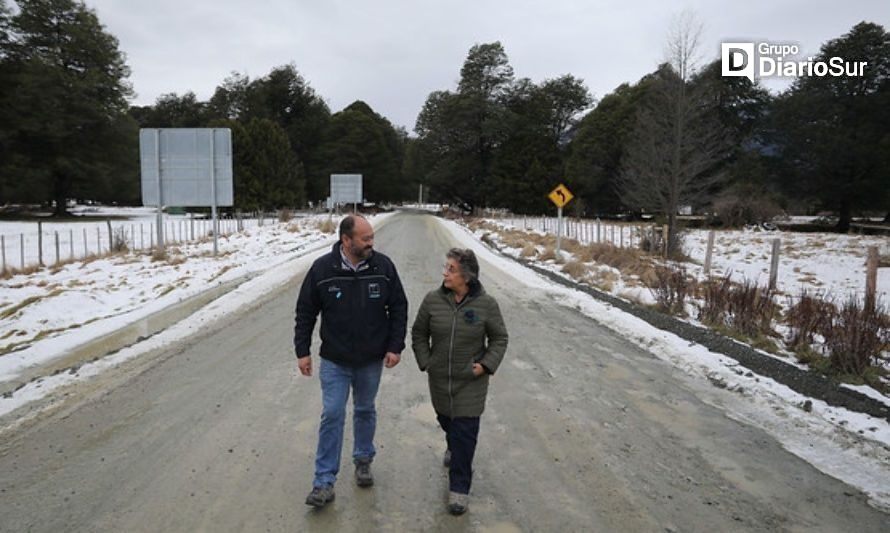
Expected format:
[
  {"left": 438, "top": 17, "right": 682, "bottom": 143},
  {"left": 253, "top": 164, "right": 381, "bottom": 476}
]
[
  {"left": 132, "top": 91, "right": 207, "bottom": 128},
  {"left": 315, "top": 101, "right": 402, "bottom": 204},
  {"left": 241, "top": 64, "right": 330, "bottom": 203},
  {"left": 4, "top": 0, "right": 134, "bottom": 214},
  {"left": 772, "top": 22, "right": 890, "bottom": 231},
  {"left": 415, "top": 42, "right": 515, "bottom": 211},
  {"left": 565, "top": 80, "right": 652, "bottom": 216}
]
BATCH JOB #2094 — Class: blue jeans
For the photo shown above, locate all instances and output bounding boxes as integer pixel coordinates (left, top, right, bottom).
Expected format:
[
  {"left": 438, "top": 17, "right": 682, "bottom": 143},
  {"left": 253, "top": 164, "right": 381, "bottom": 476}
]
[
  {"left": 314, "top": 358, "right": 384, "bottom": 488},
  {"left": 437, "top": 413, "right": 481, "bottom": 495}
]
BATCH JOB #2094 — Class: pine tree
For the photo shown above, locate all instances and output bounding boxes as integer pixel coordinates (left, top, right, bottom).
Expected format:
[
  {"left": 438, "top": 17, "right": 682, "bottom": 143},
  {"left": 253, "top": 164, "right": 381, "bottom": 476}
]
[{"left": 6, "top": 0, "right": 134, "bottom": 214}]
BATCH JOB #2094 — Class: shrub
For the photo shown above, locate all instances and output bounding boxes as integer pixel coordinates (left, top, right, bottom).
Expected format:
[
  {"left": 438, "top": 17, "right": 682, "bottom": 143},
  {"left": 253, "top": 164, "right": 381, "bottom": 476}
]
[
  {"left": 279, "top": 209, "right": 294, "bottom": 223},
  {"left": 726, "top": 279, "right": 779, "bottom": 337},
  {"left": 822, "top": 297, "right": 890, "bottom": 377},
  {"left": 112, "top": 226, "right": 130, "bottom": 253},
  {"left": 647, "top": 265, "right": 692, "bottom": 315},
  {"left": 784, "top": 289, "right": 834, "bottom": 351},
  {"left": 698, "top": 274, "right": 733, "bottom": 326}
]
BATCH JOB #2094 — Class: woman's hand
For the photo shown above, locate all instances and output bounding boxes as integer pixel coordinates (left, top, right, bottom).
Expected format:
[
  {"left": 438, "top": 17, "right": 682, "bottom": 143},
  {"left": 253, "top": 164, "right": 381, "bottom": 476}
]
[{"left": 472, "top": 363, "right": 486, "bottom": 377}]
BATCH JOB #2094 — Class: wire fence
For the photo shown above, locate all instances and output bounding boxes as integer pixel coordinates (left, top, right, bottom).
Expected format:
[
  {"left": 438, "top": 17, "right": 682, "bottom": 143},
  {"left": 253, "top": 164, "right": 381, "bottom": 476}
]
[{"left": 0, "top": 212, "right": 288, "bottom": 272}]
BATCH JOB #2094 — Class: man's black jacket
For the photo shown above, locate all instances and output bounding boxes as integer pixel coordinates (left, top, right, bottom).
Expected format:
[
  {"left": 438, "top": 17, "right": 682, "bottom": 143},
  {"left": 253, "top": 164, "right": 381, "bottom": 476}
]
[{"left": 294, "top": 241, "right": 408, "bottom": 367}]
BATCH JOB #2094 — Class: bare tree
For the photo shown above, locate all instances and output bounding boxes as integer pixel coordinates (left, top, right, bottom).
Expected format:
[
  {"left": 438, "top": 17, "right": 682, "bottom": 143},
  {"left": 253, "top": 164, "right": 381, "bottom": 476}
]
[{"left": 617, "top": 11, "right": 729, "bottom": 257}]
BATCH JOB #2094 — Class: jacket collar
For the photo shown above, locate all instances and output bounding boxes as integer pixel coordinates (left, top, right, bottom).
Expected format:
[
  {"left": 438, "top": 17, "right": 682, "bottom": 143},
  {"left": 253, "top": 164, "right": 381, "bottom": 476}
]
[
  {"left": 438, "top": 279, "right": 483, "bottom": 305},
  {"left": 330, "top": 240, "right": 376, "bottom": 271}
]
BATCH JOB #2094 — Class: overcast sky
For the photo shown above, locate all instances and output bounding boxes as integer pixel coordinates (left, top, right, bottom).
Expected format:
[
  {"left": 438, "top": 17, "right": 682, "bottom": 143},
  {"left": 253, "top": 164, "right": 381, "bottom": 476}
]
[{"left": 84, "top": 0, "right": 888, "bottom": 132}]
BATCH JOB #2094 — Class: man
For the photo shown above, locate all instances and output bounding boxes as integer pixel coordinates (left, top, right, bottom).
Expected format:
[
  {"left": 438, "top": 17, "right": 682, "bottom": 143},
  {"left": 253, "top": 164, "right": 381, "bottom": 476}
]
[{"left": 294, "top": 214, "right": 408, "bottom": 509}]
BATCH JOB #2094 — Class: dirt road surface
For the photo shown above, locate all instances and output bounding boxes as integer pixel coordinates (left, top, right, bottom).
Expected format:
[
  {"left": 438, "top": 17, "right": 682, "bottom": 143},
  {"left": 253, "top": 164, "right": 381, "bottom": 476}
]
[{"left": 1, "top": 212, "right": 887, "bottom": 532}]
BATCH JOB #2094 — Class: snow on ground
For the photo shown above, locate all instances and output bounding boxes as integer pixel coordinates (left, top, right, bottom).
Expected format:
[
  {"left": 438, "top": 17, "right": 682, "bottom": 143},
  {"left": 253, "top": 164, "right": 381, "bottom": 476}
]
[
  {"left": 0, "top": 206, "right": 274, "bottom": 268},
  {"left": 485, "top": 216, "right": 890, "bottom": 304},
  {"left": 0, "top": 208, "right": 888, "bottom": 509},
  {"left": 0, "top": 210, "right": 395, "bottom": 391}
]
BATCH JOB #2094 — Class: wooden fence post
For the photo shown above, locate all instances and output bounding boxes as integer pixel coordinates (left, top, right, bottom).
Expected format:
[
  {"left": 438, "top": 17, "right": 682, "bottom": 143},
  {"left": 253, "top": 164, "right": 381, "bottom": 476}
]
[
  {"left": 865, "top": 246, "right": 879, "bottom": 311},
  {"left": 769, "top": 238, "right": 781, "bottom": 291},
  {"left": 704, "top": 230, "right": 716, "bottom": 277},
  {"left": 106, "top": 220, "right": 113, "bottom": 252},
  {"left": 662, "top": 225, "right": 669, "bottom": 258},
  {"left": 54, "top": 232, "right": 60, "bottom": 265},
  {"left": 38, "top": 221, "right": 44, "bottom": 266}
]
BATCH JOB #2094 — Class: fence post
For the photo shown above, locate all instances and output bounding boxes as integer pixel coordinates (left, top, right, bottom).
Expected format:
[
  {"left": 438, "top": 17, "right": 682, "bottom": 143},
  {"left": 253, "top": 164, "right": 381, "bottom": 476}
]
[
  {"left": 20, "top": 234, "right": 24, "bottom": 269},
  {"left": 704, "top": 230, "right": 716, "bottom": 277},
  {"left": 55, "top": 232, "right": 60, "bottom": 265},
  {"left": 1, "top": 235, "right": 5, "bottom": 272},
  {"left": 97, "top": 227, "right": 101, "bottom": 254},
  {"left": 768, "top": 238, "right": 781, "bottom": 291},
  {"left": 865, "top": 246, "right": 879, "bottom": 311},
  {"left": 38, "top": 221, "right": 44, "bottom": 266},
  {"left": 83, "top": 228, "right": 87, "bottom": 257},
  {"left": 106, "top": 220, "right": 113, "bottom": 252},
  {"left": 69, "top": 229, "right": 74, "bottom": 260},
  {"left": 662, "top": 226, "right": 669, "bottom": 258},
  {"left": 596, "top": 220, "right": 601, "bottom": 243}
]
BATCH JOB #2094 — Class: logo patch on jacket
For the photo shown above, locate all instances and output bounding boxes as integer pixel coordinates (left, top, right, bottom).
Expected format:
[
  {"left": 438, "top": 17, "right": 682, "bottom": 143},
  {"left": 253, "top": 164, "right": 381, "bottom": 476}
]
[
  {"left": 464, "top": 309, "right": 478, "bottom": 324},
  {"left": 368, "top": 283, "right": 381, "bottom": 299}
]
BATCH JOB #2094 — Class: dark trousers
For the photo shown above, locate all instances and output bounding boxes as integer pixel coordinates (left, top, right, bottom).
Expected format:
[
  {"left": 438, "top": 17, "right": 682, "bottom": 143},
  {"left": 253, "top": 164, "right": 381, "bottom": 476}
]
[{"left": 437, "top": 413, "right": 481, "bottom": 495}]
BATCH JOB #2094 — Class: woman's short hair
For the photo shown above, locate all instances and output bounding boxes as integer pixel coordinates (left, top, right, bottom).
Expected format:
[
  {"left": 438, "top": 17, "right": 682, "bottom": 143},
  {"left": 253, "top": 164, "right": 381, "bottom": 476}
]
[{"left": 446, "top": 248, "right": 479, "bottom": 282}]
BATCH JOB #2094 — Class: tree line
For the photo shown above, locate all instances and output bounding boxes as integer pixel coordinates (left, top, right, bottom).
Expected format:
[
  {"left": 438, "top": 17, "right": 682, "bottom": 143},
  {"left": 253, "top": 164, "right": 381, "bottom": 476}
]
[{"left": 1, "top": 1, "right": 887, "bottom": 235}]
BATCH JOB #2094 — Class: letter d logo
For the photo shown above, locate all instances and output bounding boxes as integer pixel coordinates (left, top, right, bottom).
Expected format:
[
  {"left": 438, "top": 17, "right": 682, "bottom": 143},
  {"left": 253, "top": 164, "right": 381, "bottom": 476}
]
[{"left": 721, "top": 43, "right": 755, "bottom": 82}]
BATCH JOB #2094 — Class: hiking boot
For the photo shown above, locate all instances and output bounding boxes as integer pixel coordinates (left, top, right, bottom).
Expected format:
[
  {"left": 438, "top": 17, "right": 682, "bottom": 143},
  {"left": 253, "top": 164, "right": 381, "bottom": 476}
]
[
  {"left": 443, "top": 449, "right": 451, "bottom": 468},
  {"left": 447, "top": 491, "right": 468, "bottom": 515},
  {"left": 305, "top": 485, "right": 335, "bottom": 508},
  {"left": 355, "top": 460, "right": 374, "bottom": 487}
]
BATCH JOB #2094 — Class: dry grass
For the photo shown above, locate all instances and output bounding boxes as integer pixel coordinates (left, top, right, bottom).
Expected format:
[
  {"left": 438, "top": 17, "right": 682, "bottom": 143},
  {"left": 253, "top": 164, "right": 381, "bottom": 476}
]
[
  {"left": 520, "top": 243, "right": 536, "bottom": 257},
  {"left": 316, "top": 218, "right": 336, "bottom": 234},
  {"left": 286, "top": 222, "right": 302, "bottom": 233},
  {"left": 1, "top": 264, "right": 44, "bottom": 279},
  {"left": 538, "top": 246, "right": 557, "bottom": 262},
  {"left": 561, "top": 260, "right": 589, "bottom": 279},
  {"left": 209, "top": 264, "right": 235, "bottom": 283},
  {"left": 151, "top": 247, "right": 168, "bottom": 262},
  {"left": 279, "top": 209, "right": 294, "bottom": 223}
]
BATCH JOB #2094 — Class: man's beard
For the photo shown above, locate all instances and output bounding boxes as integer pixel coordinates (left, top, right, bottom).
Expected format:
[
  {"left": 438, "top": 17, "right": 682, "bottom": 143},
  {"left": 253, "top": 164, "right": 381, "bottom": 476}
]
[{"left": 351, "top": 243, "right": 372, "bottom": 260}]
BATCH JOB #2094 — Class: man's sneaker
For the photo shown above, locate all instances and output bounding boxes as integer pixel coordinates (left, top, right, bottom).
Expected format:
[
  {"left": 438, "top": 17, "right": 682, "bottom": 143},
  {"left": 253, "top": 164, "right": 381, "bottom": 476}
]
[
  {"left": 447, "top": 491, "right": 468, "bottom": 515},
  {"left": 305, "top": 485, "right": 335, "bottom": 508},
  {"left": 443, "top": 449, "right": 451, "bottom": 468},
  {"left": 355, "top": 460, "right": 374, "bottom": 487}
]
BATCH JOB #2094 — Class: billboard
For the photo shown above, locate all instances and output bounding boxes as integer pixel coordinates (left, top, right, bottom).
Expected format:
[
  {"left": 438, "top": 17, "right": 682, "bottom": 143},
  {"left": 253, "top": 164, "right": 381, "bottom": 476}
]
[
  {"left": 140, "top": 128, "right": 233, "bottom": 207},
  {"left": 330, "top": 174, "right": 363, "bottom": 204}
]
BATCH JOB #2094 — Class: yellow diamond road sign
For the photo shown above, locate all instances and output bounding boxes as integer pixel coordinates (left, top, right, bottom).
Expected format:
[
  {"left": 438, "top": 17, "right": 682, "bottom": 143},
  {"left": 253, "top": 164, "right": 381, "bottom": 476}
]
[{"left": 548, "top": 184, "right": 574, "bottom": 208}]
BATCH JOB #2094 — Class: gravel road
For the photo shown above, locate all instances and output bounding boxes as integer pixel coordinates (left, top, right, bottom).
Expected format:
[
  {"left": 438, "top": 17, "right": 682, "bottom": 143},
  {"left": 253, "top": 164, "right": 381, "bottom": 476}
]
[{"left": 0, "top": 211, "right": 887, "bottom": 532}]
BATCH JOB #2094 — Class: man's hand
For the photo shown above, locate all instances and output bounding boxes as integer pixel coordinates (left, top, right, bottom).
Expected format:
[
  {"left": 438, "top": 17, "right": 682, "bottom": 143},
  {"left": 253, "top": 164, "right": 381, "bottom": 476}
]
[
  {"left": 384, "top": 352, "right": 401, "bottom": 368},
  {"left": 297, "top": 355, "right": 312, "bottom": 377}
]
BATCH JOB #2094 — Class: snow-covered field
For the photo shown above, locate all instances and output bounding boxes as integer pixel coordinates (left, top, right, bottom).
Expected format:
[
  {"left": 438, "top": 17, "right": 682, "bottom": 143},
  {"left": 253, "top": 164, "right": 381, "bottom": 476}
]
[
  {"left": 485, "top": 215, "right": 890, "bottom": 304},
  {"left": 0, "top": 208, "right": 353, "bottom": 392},
  {"left": 0, "top": 207, "right": 888, "bottom": 510},
  {"left": 0, "top": 206, "right": 279, "bottom": 269}
]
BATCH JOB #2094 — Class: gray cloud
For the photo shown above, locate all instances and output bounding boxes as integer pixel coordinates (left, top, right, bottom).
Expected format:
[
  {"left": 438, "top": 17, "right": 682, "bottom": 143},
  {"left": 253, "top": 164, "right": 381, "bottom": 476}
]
[{"left": 85, "top": 0, "right": 889, "bottom": 131}]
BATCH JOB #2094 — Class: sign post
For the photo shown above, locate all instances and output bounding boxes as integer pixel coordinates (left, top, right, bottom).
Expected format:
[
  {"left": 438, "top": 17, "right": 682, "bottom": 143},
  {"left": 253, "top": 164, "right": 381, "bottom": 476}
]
[
  {"left": 547, "top": 183, "right": 574, "bottom": 259},
  {"left": 139, "top": 128, "right": 234, "bottom": 256}
]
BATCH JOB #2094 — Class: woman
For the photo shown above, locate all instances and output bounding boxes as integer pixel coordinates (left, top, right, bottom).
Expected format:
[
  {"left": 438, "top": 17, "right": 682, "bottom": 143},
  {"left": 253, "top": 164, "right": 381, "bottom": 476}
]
[{"left": 411, "top": 248, "right": 508, "bottom": 515}]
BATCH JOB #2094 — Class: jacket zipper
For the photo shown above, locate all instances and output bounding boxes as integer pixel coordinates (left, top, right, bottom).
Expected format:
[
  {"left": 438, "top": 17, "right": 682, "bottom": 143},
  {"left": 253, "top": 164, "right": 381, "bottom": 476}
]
[{"left": 447, "top": 305, "right": 458, "bottom": 416}]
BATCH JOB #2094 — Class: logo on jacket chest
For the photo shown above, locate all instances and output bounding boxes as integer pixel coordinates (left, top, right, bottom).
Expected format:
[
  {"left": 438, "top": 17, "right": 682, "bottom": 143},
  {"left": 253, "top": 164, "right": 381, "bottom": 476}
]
[
  {"left": 328, "top": 285, "right": 342, "bottom": 299},
  {"left": 368, "top": 283, "right": 381, "bottom": 299}
]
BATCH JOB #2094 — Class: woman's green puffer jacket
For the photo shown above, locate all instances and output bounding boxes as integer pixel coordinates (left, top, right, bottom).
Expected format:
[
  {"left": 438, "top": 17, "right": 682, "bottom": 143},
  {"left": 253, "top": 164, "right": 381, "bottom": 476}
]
[{"left": 411, "top": 282, "right": 508, "bottom": 417}]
